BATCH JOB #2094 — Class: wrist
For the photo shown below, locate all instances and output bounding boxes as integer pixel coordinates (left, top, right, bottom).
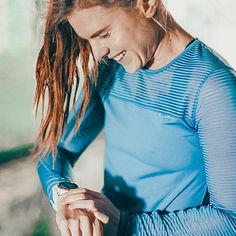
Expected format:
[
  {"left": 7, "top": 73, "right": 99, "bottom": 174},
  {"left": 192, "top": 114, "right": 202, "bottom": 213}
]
[{"left": 51, "top": 181, "right": 79, "bottom": 211}]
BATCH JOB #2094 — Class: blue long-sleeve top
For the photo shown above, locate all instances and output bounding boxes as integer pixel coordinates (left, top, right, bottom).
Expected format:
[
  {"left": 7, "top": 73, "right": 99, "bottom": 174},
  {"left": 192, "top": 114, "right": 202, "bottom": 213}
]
[{"left": 37, "top": 38, "right": 236, "bottom": 235}]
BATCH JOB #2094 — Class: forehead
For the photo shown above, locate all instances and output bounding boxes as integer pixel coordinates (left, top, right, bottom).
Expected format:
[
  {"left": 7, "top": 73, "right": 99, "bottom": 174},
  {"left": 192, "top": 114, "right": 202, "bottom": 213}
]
[{"left": 67, "top": 6, "right": 123, "bottom": 39}]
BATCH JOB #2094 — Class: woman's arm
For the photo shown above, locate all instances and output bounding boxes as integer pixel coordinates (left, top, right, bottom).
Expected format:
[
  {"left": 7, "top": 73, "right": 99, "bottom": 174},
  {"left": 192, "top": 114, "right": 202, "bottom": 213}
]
[
  {"left": 118, "top": 68, "right": 236, "bottom": 235},
  {"left": 37, "top": 85, "right": 105, "bottom": 206}
]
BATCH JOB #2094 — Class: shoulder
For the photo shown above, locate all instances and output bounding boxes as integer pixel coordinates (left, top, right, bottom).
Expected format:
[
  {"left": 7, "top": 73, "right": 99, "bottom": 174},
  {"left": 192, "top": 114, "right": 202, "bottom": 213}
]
[
  {"left": 189, "top": 39, "right": 236, "bottom": 95},
  {"left": 194, "top": 39, "right": 232, "bottom": 69},
  {"left": 184, "top": 39, "right": 233, "bottom": 82},
  {"left": 199, "top": 67, "right": 236, "bottom": 98},
  {"left": 193, "top": 66, "right": 236, "bottom": 130}
]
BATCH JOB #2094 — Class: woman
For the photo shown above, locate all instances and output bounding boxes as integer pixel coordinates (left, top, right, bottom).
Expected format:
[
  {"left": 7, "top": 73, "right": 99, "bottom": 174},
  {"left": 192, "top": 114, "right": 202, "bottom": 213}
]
[{"left": 35, "top": 0, "right": 236, "bottom": 235}]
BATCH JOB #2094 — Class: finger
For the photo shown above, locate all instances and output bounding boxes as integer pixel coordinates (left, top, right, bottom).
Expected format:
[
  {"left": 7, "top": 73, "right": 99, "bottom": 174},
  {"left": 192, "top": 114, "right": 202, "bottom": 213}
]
[
  {"left": 65, "top": 188, "right": 101, "bottom": 199},
  {"left": 68, "top": 218, "right": 80, "bottom": 236},
  {"left": 68, "top": 200, "right": 109, "bottom": 224},
  {"left": 58, "top": 219, "right": 71, "bottom": 236},
  {"left": 94, "top": 210, "right": 109, "bottom": 224},
  {"left": 56, "top": 209, "right": 69, "bottom": 231},
  {"left": 63, "top": 191, "right": 100, "bottom": 205},
  {"left": 93, "top": 218, "right": 103, "bottom": 236},
  {"left": 69, "top": 199, "right": 97, "bottom": 211},
  {"left": 62, "top": 193, "right": 89, "bottom": 205},
  {"left": 79, "top": 214, "right": 93, "bottom": 236}
]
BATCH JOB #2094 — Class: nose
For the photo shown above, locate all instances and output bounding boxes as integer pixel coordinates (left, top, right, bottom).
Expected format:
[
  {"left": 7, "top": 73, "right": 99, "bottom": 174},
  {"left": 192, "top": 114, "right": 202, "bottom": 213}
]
[{"left": 89, "top": 40, "right": 110, "bottom": 62}]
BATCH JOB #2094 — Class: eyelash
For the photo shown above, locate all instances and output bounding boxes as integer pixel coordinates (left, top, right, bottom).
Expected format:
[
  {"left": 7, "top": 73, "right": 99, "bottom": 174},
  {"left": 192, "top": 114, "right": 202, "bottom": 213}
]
[{"left": 99, "top": 31, "right": 111, "bottom": 39}]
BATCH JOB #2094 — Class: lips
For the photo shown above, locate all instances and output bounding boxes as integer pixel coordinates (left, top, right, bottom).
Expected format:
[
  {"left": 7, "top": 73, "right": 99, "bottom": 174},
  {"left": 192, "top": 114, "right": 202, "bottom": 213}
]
[{"left": 112, "top": 51, "right": 126, "bottom": 61}]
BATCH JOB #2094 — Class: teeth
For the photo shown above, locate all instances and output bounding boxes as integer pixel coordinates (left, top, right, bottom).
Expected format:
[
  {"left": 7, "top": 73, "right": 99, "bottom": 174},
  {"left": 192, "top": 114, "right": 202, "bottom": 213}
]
[{"left": 113, "top": 51, "right": 126, "bottom": 61}]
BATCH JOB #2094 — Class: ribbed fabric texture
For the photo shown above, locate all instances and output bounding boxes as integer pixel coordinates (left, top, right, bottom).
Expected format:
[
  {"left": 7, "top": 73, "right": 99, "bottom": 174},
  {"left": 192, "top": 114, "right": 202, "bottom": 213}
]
[{"left": 37, "top": 38, "right": 236, "bottom": 235}]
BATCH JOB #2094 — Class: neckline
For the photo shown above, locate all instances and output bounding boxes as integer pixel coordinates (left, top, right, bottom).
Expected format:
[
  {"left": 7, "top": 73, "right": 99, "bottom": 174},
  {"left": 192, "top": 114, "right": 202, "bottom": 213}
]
[{"left": 140, "top": 38, "right": 199, "bottom": 75}]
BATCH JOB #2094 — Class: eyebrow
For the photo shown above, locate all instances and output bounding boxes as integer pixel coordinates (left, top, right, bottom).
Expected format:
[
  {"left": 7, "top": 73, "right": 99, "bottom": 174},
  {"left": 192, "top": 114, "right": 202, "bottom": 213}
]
[{"left": 89, "top": 25, "right": 110, "bottom": 39}]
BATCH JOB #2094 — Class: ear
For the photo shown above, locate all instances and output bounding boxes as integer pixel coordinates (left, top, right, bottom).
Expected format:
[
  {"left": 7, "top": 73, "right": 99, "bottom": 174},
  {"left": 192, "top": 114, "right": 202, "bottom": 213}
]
[{"left": 140, "top": 0, "right": 158, "bottom": 18}]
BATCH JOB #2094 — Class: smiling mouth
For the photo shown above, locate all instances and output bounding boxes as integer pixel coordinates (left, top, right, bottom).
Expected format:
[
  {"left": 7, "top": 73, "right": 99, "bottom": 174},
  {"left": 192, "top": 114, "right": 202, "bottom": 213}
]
[{"left": 113, "top": 51, "right": 126, "bottom": 61}]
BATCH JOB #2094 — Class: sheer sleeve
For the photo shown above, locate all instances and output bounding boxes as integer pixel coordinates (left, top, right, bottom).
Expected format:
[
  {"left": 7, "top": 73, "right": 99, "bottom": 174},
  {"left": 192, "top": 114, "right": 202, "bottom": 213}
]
[{"left": 118, "top": 68, "right": 236, "bottom": 235}]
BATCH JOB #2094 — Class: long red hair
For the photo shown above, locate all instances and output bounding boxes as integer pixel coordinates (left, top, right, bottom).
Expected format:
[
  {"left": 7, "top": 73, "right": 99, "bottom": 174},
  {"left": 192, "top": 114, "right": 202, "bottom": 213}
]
[{"left": 34, "top": 0, "right": 98, "bottom": 160}]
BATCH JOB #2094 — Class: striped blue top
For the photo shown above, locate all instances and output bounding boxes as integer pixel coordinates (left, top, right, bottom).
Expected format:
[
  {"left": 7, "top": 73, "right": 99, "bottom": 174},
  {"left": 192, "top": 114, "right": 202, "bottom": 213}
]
[{"left": 37, "top": 38, "right": 236, "bottom": 235}]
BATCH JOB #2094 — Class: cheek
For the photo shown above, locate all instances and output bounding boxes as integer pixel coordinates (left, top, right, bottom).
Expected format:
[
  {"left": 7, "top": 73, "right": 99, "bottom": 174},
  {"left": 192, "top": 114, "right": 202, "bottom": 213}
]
[
  {"left": 108, "top": 33, "right": 125, "bottom": 51},
  {"left": 110, "top": 24, "right": 134, "bottom": 49}
]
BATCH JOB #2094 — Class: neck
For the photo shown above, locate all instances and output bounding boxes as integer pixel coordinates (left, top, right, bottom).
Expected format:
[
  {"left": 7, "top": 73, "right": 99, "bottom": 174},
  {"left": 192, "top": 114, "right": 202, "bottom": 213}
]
[{"left": 146, "top": 22, "right": 194, "bottom": 71}]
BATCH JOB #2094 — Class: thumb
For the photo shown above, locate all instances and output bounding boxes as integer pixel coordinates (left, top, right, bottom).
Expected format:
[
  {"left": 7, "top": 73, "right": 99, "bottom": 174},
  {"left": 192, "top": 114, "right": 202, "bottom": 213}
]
[{"left": 94, "top": 211, "right": 109, "bottom": 224}]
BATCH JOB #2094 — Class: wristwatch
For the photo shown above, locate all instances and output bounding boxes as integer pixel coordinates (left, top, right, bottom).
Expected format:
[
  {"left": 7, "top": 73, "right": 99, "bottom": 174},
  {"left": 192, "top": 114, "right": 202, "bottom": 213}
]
[
  {"left": 51, "top": 181, "right": 79, "bottom": 211},
  {"left": 56, "top": 182, "right": 79, "bottom": 196}
]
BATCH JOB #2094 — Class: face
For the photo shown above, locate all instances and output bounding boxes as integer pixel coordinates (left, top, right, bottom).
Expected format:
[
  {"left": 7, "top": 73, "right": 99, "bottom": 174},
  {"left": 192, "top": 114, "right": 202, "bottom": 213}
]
[{"left": 67, "top": 5, "right": 159, "bottom": 73}]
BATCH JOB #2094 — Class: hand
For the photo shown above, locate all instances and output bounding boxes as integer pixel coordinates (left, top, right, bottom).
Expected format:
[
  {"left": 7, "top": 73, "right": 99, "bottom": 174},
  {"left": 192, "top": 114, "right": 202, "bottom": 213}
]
[
  {"left": 56, "top": 196, "right": 103, "bottom": 236},
  {"left": 62, "top": 188, "right": 121, "bottom": 236}
]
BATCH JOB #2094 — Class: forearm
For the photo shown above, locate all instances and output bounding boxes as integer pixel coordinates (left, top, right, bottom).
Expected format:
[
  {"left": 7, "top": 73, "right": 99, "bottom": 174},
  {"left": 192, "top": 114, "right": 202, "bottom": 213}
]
[
  {"left": 118, "top": 204, "right": 236, "bottom": 236},
  {"left": 37, "top": 86, "right": 105, "bottom": 203},
  {"left": 37, "top": 152, "right": 73, "bottom": 202}
]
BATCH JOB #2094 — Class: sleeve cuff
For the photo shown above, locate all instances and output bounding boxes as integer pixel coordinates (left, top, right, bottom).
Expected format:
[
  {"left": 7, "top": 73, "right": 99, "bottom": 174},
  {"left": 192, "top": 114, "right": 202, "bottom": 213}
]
[{"left": 50, "top": 184, "right": 61, "bottom": 211}]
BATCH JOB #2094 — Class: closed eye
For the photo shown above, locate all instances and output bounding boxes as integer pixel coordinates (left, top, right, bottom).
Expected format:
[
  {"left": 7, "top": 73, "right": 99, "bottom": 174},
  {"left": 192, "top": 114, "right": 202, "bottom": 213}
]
[{"left": 99, "top": 31, "right": 111, "bottom": 39}]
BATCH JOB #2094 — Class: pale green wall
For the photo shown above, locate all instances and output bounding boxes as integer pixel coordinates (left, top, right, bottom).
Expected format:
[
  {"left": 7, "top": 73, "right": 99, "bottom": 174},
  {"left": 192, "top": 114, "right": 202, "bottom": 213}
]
[{"left": 0, "top": 1, "right": 40, "bottom": 149}]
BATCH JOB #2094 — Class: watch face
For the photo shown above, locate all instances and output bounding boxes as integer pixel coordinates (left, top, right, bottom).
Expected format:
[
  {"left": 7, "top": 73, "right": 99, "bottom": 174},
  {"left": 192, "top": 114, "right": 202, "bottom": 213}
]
[{"left": 58, "top": 182, "right": 78, "bottom": 190}]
